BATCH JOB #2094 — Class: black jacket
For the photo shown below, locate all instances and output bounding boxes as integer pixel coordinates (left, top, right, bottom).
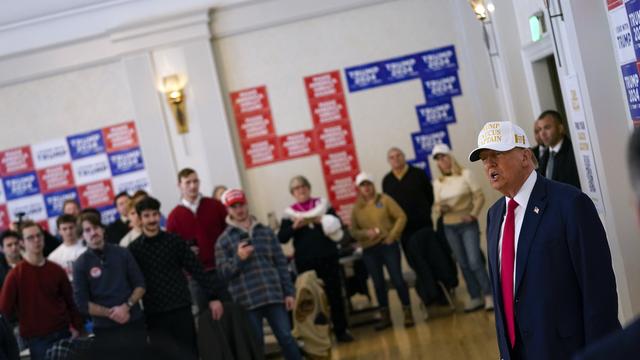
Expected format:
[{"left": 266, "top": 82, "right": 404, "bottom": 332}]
[
  {"left": 382, "top": 165, "right": 434, "bottom": 235},
  {"left": 105, "top": 218, "right": 130, "bottom": 245},
  {"left": 278, "top": 207, "right": 340, "bottom": 262},
  {"left": 539, "top": 136, "right": 581, "bottom": 190}
]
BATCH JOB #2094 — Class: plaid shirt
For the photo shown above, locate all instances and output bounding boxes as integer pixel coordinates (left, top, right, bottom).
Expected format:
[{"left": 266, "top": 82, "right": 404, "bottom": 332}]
[{"left": 215, "top": 219, "right": 294, "bottom": 310}]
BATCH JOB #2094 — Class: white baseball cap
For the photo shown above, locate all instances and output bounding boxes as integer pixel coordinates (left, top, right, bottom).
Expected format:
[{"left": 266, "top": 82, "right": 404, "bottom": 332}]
[
  {"left": 355, "top": 172, "right": 374, "bottom": 186},
  {"left": 469, "top": 121, "right": 530, "bottom": 162},
  {"left": 321, "top": 214, "right": 344, "bottom": 242},
  {"left": 431, "top": 143, "right": 451, "bottom": 159}
]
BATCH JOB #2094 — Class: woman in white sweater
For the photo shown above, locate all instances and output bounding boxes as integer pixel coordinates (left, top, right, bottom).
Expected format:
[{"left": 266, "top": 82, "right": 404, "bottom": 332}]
[{"left": 432, "top": 144, "right": 493, "bottom": 312}]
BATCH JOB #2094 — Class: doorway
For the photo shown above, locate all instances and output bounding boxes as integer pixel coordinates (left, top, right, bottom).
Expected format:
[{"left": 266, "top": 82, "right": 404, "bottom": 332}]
[{"left": 531, "top": 54, "right": 569, "bottom": 132}]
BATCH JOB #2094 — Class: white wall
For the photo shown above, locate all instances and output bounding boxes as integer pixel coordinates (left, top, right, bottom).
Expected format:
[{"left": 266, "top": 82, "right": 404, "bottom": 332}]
[{"left": 212, "top": 0, "right": 507, "bottom": 225}]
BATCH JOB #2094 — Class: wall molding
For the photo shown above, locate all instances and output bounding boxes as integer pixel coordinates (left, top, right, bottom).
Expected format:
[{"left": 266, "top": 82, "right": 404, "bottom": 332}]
[{"left": 210, "top": 0, "right": 396, "bottom": 39}]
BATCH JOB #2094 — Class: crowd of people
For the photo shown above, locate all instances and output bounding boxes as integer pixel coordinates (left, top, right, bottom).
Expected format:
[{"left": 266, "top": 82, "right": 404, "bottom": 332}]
[{"left": 0, "top": 110, "right": 637, "bottom": 360}]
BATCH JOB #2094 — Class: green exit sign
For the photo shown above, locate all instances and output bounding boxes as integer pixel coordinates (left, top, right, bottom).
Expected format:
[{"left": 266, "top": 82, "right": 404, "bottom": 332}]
[{"left": 529, "top": 12, "right": 546, "bottom": 42}]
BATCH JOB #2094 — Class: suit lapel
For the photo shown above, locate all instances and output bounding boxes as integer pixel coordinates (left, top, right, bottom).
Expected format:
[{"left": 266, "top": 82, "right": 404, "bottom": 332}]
[
  {"left": 488, "top": 201, "right": 505, "bottom": 295},
  {"left": 514, "top": 174, "right": 548, "bottom": 296}
]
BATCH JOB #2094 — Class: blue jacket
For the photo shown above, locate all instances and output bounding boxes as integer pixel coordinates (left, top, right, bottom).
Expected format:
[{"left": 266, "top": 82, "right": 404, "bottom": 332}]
[
  {"left": 216, "top": 219, "right": 294, "bottom": 311},
  {"left": 72, "top": 243, "right": 145, "bottom": 329},
  {"left": 574, "top": 317, "right": 640, "bottom": 359},
  {"left": 487, "top": 174, "right": 620, "bottom": 360}
]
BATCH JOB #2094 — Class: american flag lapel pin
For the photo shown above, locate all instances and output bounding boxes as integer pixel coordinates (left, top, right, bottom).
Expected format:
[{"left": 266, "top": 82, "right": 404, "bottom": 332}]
[{"left": 534, "top": 207, "right": 540, "bottom": 214}]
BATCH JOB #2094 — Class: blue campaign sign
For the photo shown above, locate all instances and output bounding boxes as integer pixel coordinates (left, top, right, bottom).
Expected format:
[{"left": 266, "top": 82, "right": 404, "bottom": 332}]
[
  {"left": 416, "top": 98, "right": 456, "bottom": 129},
  {"left": 67, "top": 129, "right": 106, "bottom": 160},
  {"left": 421, "top": 70, "right": 462, "bottom": 101},
  {"left": 411, "top": 125, "right": 451, "bottom": 159},
  {"left": 44, "top": 188, "right": 78, "bottom": 218},
  {"left": 381, "top": 54, "right": 422, "bottom": 85},
  {"left": 97, "top": 205, "right": 118, "bottom": 225},
  {"left": 345, "top": 62, "right": 387, "bottom": 92},
  {"left": 407, "top": 159, "right": 432, "bottom": 180},
  {"left": 416, "top": 45, "right": 458, "bottom": 73},
  {"left": 2, "top": 171, "right": 40, "bottom": 201},
  {"left": 108, "top": 147, "right": 145, "bottom": 176},
  {"left": 626, "top": 0, "right": 640, "bottom": 59},
  {"left": 621, "top": 62, "right": 640, "bottom": 119}
]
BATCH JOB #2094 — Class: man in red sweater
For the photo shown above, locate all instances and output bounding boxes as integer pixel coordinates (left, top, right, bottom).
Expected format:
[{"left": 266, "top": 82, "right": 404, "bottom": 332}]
[
  {"left": 0, "top": 220, "right": 83, "bottom": 360},
  {"left": 167, "top": 168, "right": 230, "bottom": 309}
]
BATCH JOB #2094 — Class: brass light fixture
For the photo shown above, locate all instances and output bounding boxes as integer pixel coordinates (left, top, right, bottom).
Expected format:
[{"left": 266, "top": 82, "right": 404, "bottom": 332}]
[
  {"left": 468, "top": 0, "right": 488, "bottom": 21},
  {"left": 163, "top": 74, "right": 188, "bottom": 134}
]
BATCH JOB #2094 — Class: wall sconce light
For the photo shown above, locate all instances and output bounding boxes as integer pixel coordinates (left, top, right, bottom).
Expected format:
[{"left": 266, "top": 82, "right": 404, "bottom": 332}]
[
  {"left": 162, "top": 74, "right": 189, "bottom": 134},
  {"left": 468, "top": 0, "right": 489, "bottom": 22}
]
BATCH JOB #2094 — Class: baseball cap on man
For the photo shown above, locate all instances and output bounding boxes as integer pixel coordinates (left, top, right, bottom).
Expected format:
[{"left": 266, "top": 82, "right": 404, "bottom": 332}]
[
  {"left": 355, "top": 172, "right": 375, "bottom": 186},
  {"left": 469, "top": 121, "right": 530, "bottom": 162},
  {"left": 221, "top": 188, "right": 246, "bottom": 207}
]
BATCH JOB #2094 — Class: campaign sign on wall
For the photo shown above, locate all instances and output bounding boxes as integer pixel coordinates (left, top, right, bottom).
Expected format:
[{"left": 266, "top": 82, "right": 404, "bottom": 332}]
[
  {"left": 278, "top": 131, "right": 317, "bottom": 160},
  {"left": 3, "top": 172, "right": 40, "bottom": 201},
  {"left": 608, "top": 1, "right": 635, "bottom": 65},
  {"left": 68, "top": 130, "right": 106, "bottom": 160},
  {"left": 418, "top": 45, "right": 459, "bottom": 73},
  {"left": 621, "top": 62, "right": 640, "bottom": 119},
  {"left": 44, "top": 188, "right": 79, "bottom": 218},
  {"left": 241, "top": 137, "right": 281, "bottom": 167},
  {"left": 103, "top": 122, "right": 139, "bottom": 152},
  {"left": 309, "top": 97, "right": 349, "bottom": 127},
  {"left": 421, "top": 70, "right": 462, "bottom": 101},
  {"left": 108, "top": 148, "right": 145, "bottom": 176},
  {"left": 416, "top": 98, "right": 456, "bottom": 129},
  {"left": 626, "top": 0, "right": 640, "bottom": 60},
  {"left": 0, "top": 146, "right": 34, "bottom": 177},
  {"left": 0, "top": 121, "right": 150, "bottom": 232},
  {"left": 412, "top": 125, "right": 451, "bottom": 159},
  {"left": 305, "top": 71, "right": 344, "bottom": 99},
  {"left": 344, "top": 45, "right": 458, "bottom": 92},
  {"left": 320, "top": 147, "right": 359, "bottom": 178},
  {"left": 37, "top": 164, "right": 75, "bottom": 193},
  {"left": 315, "top": 123, "right": 354, "bottom": 152}
]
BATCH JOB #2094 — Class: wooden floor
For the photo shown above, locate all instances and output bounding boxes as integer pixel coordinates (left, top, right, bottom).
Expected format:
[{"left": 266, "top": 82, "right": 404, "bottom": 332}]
[{"left": 331, "top": 290, "right": 499, "bottom": 360}]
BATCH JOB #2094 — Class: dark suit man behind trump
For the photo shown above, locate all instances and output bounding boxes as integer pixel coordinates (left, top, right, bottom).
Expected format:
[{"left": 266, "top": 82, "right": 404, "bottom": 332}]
[{"left": 468, "top": 121, "right": 620, "bottom": 360}]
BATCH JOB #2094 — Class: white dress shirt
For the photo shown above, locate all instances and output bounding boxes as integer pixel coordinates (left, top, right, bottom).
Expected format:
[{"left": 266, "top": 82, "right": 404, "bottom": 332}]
[
  {"left": 498, "top": 169, "right": 537, "bottom": 291},
  {"left": 548, "top": 138, "right": 564, "bottom": 154},
  {"left": 181, "top": 194, "right": 202, "bottom": 214}
]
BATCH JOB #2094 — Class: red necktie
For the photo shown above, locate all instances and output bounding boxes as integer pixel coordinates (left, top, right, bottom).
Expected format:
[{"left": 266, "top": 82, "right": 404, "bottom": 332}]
[{"left": 501, "top": 198, "right": 519, "bottom": 348}]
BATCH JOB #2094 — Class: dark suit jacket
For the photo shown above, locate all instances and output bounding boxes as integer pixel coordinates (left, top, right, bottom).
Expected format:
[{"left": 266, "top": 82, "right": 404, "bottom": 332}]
[
  {"left": 487, "top": 174, "right": 620, "bottom": 360},
  {"left": 105, "top": 217, "right": 130, "bottom": 245},
  {"left": 539, "top": 136, "right": 581, "bottom": 189},
  {"left": 574, "top": 317, "right": 640, "bottom": 359},
  {"left": 531, "top": 145, "right": 545, "bottom": 163}
]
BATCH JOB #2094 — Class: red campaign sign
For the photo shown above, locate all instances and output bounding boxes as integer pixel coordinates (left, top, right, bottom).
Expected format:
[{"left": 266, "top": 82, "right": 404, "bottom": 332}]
[
  {"left": 320, "top": 147, "right": 359, "bottom": 177},
  {"left": 37, "top": 164, "right": 75, "bottom": 193},
  {"left": 315, "top": 122, "right": 354, "bottom": 152},
  {"left": 325, "top": 172, "right": 359, "bottom": 205},
  {"left": 237, "top": 111, "right": 276, "bottom": 141},
  {"left": 0, "top": 205, "right": 9, "bottom": 232},
  {"left": 278, "top": 130, "right": 317, "bottom": 160},
  {"left": 103, "top": 121, "right": 139, "bottom": 152},
  {"left": 309, "top": 97, "right": 349, "bottom": 126},
  {"left": 333, "top": 200, "right": 356, "bottom": 227},
  {"left": 304, "top": 71, "right": 344, "bottom": 100},
  {"left": 0, "top": 146, "right": 34, "bottom": 177},
  {"left": 607, "top": 0, "right": 623, "bottom": 10},
  {"left": 230, "top": 86, "right": 270, "bottom": 116},
  {"left": 241, "top": 137, "right": 281, "bottom": 168},
  {"left": 77, "top": 180, "right": 115, "bottom": 209}
]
